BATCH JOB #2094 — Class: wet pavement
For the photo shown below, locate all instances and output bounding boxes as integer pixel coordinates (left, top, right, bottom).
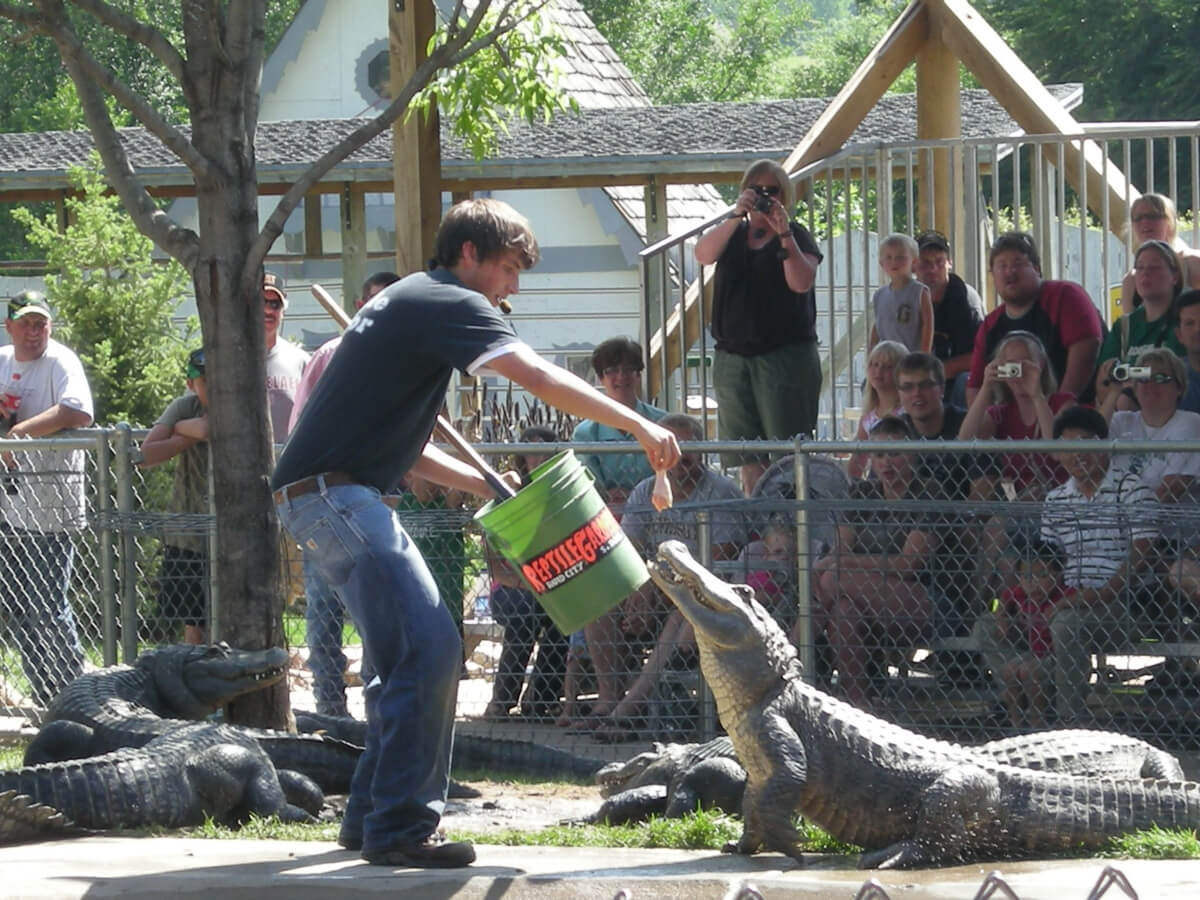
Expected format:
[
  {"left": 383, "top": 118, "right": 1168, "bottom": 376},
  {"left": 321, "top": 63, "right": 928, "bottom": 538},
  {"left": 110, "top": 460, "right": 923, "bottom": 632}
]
[{"left": 3, "top": 837, "right": 1197, "bottom": 899}]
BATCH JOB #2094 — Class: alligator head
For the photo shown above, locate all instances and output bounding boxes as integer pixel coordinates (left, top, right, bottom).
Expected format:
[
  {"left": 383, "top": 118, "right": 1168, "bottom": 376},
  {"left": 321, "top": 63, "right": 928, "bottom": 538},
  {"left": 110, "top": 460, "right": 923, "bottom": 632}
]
[
  {"left": 138, "top": 643, "right": 289, "bottom": 720},
  {"left": 648, "top": 540, "right": 803, "bottom": 707},
  {"left": 595, "top": 742, "right": 692, "bottom": 796}
]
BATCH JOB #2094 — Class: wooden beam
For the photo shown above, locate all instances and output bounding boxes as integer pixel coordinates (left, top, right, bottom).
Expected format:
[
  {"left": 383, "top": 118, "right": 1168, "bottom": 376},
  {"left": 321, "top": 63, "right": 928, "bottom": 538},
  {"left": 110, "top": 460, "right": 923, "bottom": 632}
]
[
  {"left": 783, "top": 0, "right": 929, "bottom": 173},
  {"left": 303, "top": 191, "right": 323, "bottom": 257},
  {"left": 340, "top": 183, "right": 367, "bottom": 306},
  {"left": 915, "top": 0, "right": 961, "bottom": 234},
  {"left": 938, "top": 0, "right": 1135, "bottom": 231}
]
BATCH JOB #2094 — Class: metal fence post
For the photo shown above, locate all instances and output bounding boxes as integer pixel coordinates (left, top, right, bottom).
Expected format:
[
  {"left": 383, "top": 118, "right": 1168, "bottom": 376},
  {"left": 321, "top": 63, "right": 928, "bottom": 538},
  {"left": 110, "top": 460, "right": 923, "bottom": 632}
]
[
  {"left": 94, "top": 429, "right": 118, "bottom": 666},
  {"left": 113, "top": 423, "right": 138, "bottom": 663},
  {"left": 696, "top": 509, "right": 716, "bottom": 738},
  {"left": 793, "top": 439, "right": 814, "bottom": 680}
]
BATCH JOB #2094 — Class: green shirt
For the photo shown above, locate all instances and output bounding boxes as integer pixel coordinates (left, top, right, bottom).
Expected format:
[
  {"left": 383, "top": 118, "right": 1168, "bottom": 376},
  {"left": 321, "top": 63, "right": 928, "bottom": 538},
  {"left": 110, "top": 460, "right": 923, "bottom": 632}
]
[
  {"left": 391, "top": 491, "right": 470, "bottom": 626},
  {"left": 570, "top": 399, "right": 667, "bottom": 493},
  {"left": 1098, "top": 305, "right": 1184, "bottom": 367}
]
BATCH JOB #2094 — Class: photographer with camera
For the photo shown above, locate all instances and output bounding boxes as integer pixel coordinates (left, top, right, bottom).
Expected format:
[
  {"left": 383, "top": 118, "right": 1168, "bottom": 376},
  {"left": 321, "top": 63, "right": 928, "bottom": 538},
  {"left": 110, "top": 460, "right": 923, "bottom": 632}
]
[
  {"left": 695, "top": 158, "right": 823, "bottom": 495},
  {"left": 1096, "top": 239, "right": 1185, "bottom": 412}
]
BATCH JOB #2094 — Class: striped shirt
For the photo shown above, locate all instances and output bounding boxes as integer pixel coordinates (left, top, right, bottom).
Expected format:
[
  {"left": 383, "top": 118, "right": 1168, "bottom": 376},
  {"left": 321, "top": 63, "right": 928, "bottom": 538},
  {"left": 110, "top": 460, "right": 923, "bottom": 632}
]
[{"left": 1041, "top": 467, "right": 1158, "bottom": 589}]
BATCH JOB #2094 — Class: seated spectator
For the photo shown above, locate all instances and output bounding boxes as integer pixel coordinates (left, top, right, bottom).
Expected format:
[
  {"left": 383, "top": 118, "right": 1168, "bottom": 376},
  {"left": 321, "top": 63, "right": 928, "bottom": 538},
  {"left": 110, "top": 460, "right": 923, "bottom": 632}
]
[
  {"left": 847, "top": 339, "right": 906, "bottom": 480},
  {"left": 1096, "top": 240, "right": 1184, "bottom": 410},
  {"left": 1038, "top": 407, "right": 1158, "bottom": 726},
  {"left": 739, "top": 519, "right": 797, "bottom": 629},
  {"left": 809, "top": 415, "right": 944, "bottom": 708},
  {"left": 483, "top": 426, "right": 569, "bottom": 720},
  {"left": 1118, "top": 193, "right": 1200, "bottom": 317},
  {"left": 869, "top": 233, "right": 933, "bottom": 353},
  {"left": 915, "top": 230, "right": 985, "bottom": 408},
  {"left": 976, "top": 539, "right": 1068, "bottom": 730},
  {"left": 588, "top": 413, "right": 747, "bottom": 740},
  {"left": 968, "top": 232, "right": 1102, "bottom": 404},
  {"left": 1175, "top": 290, "right": 1200, "bottom": 415},
  {"left": 572, "top": 337, "right": 667, "bottom": 513},
  {"left": 959, "top": 331, "right": 1074, "bottom": 606}
]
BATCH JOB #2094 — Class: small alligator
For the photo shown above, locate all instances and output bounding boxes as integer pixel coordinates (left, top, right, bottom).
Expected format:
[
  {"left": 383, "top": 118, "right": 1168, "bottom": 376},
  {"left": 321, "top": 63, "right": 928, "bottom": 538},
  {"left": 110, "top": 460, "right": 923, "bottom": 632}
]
[
  {"left": 583, "top": 728, "right": 1184, "bottom": 827},
  {"left": 649, "top": 540, "right": 1200, "bottom": 868},
  {"left": 25, "top": 644, "right": 362, "bottom": 794},
  {"left": 1, "top": 722, "right": 317, "bottom": 844}
]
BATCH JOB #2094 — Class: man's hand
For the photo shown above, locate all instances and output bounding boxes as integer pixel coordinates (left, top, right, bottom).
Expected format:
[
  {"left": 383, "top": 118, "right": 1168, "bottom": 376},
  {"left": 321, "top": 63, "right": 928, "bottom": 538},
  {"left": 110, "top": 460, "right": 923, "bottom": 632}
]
[
  {"left": 501, "top": 470, "right": 523, "bottom": 494},
  {"left": 635, "top": 421, "right": 681, "bottom": 473}
]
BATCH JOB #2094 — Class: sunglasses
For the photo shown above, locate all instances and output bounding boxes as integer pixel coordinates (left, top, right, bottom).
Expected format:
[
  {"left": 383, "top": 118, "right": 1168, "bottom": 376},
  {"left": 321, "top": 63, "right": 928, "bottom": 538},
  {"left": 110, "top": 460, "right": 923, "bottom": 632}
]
[
  {"left": 1138, "top": 372, "right": 1179, "bottom": 385},
  {"left": 750, "top": 184, "right": 781, "bottom": 197},
  {"left": 264, "top": 297, "right": 284, "bottom": 311},
  {"left": 897, "top": 378, "right": 940, "bottom": 392}
]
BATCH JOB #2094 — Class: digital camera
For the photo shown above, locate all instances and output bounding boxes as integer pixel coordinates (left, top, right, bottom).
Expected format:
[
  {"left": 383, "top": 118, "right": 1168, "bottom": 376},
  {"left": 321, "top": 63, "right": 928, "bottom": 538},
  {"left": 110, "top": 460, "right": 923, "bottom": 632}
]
[
  {"left": 752, "top": 187, "right": 774, "bottom": 213},
  {"left": 1112, "top": 364, "right": 1151, "bottom": 382},
  {"left": 996, "top": 362, "right": 1023, "bottom": 379}
]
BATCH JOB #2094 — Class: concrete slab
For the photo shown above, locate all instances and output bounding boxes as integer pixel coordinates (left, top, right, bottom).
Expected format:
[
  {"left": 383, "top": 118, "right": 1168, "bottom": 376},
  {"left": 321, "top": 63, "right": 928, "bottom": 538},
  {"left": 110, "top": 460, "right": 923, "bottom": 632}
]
[{"left": 2, "top": 837, "right": 1196, "bottom": 899}]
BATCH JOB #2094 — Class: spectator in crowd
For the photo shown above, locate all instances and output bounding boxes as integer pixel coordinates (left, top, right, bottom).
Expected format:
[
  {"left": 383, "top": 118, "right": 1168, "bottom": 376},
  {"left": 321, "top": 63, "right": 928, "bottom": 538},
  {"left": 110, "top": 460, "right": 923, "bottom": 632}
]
[
  {"left": 287, "top": 272, "right": 399, "bottom": 717},
  {"left": 897, "top": 352, "right": 971, "bottom": 500},
  {"left": 139, "top": 348, "right": 211, "bottom": 646},
  {"left": 740, "top": 519, "right": 798, "bottom": 629},
  {"left": 589, "top": 413, "right": 747, "bottom": 740},
  {"left": 959, "top": 332, "right": 1074, "bottom": 606},
  {"left": 981, "top": 539, "right": 1068, "bottom": 730},
  {"left": 967, "top": 232, "right": 1103, "bottom": 404},
  {"left": 869, "top": 233, "right": 933, "bottom": 353},
  {"left": 695, "top": 158, "right": 823, "bottom": 495},
  {"left": 914, "top": 230, "right": 985, "bottom": 408},
  {"left": 1039, "top": 407, "right": 1158, "bottom": 726},
  {"left": 1118, "top": 193, "right": 1200, "bottom": 317},
  {"left": 847, "top": 340, "right": 905, "bottom": 480},
  {"left": 1175, "top": 289, "right": 1200, "bottom": 415},
  {"left": 0, "top": 291, "right": 93, "bottom": 707},
  {"left": 811, "top": 415, "right": 944, "bottom": 708},
  {"left": 272, "top": 198, "right": 680, "bottom": 867},
  {"left": 571, "top": 337, "right": 667, "bottom": 512},
  {"left": 483, "top": 426, "right": 568, "bottom": 720},
  {"left": 1096, "top": 240, "right": 1184, "bottom": 410},
  {"left": 262, "top": 272, "right": 309, "bottom": 443}
]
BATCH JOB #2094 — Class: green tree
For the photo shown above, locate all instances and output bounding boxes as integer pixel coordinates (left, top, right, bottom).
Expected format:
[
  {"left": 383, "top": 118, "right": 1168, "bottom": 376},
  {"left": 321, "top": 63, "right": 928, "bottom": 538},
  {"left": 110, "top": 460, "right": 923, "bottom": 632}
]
[
  {"left": 784, "top": 0, "right": 914, "bottom": 98},
  {"left": 13, "top": 162, "right": 194, "bottom": 427},
  {"left": 581, "top": 0, "right": 813, "bottom": 103}
]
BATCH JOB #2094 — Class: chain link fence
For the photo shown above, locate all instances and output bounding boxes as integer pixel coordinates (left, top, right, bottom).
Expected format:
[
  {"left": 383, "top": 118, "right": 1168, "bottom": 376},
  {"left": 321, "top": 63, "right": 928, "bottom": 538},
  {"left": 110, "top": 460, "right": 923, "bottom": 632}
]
[{"left": 5, "top": 429, "right": 1200, "bottom": 760}]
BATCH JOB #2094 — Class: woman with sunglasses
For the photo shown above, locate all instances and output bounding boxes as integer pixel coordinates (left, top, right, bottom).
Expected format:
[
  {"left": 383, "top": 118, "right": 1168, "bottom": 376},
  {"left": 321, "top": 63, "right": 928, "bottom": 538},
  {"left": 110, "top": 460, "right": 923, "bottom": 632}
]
[
  {"left": 695, "top": 158, "right": 823, "bottom": 495},
  {"left": 1118, "top": 194, "right": 1200, "bottom": 317}
]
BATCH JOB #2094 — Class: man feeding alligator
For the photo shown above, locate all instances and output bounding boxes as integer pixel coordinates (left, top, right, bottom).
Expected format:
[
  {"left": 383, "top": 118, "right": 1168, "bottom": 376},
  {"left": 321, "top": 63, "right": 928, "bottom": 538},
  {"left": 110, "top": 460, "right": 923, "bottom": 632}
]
[{"left": 271, "top": 198, "right": 680, "bottom": 869}]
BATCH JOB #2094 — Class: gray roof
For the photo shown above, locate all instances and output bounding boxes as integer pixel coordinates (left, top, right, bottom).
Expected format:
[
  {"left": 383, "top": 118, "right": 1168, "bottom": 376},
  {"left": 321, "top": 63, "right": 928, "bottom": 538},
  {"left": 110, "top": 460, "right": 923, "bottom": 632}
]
[{"left": 0, "top": 84, "right": 1084, "bottom": 187}]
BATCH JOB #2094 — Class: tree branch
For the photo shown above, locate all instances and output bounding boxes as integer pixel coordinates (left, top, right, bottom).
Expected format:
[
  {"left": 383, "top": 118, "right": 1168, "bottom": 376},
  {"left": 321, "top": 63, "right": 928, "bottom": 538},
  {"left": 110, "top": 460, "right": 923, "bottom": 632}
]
[
  {"left": 223, "top": 0, "right": 265, "bottom": 148},
  {"left": 67, "top": 0, "right": 189, "bottom": 87}
]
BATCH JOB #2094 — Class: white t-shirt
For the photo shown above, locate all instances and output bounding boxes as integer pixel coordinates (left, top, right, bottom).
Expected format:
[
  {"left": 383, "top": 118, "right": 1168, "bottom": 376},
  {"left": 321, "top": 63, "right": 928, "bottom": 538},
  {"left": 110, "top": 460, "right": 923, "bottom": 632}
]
[
  {"left": 622, "top": 468, "right": 748, "bottom": 555},
  {"left": 265, "top": 339, "right": 310, "bottom": 443},
  {"left": 0, "top": 339, "right": 94, "bottom": 532},
  {"left": 1110, "top": 409, "right": 1200, "bottom": 489}
]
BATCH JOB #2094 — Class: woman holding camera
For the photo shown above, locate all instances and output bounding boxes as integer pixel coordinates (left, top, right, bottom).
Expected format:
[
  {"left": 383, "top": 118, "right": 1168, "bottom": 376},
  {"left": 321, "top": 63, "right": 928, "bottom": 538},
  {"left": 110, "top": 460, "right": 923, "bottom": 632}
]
[
  {"left": 1096, "top": 239, "right": 1185, "bottom": 410},
  {"left": 694, "top": 158, "right": 823, "bottom": 495}
]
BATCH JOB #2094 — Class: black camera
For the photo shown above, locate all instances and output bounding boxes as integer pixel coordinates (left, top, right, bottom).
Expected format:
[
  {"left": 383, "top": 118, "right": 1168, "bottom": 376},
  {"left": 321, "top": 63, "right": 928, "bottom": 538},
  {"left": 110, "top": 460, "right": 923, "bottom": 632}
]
[{"left": 753, "top": 189, "right": 774, "bottom": 213}]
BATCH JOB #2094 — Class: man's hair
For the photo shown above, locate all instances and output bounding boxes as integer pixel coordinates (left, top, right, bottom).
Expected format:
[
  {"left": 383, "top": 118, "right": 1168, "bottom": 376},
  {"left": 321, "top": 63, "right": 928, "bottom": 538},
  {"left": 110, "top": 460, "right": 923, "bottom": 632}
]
[
  {"left": 431, "top": 199, "right": 540, "bottom": 270},
  {"left": 362, "top": 271, "right": 400, "bottom": 295},
  {"left": 988, "top": 231, "right": 1041, "bottom": 273},
  {"left": 869, "top": 414, "right": 915, "bottom": 440},
  {"left": 660, "top": 412, "right": 703, "bottom": 441},
  {"left": 1053, "top": 405, "right": 1108, "bottom": 440},
  {"left": 591, "top": 337, "right": 645, "bottom": 377},
  {"left": 1177, "top": 288, "right": 1200, "bottom": 315},
  {"left": 739, "top": 159, "right": 794, "bottom": 213},
  {"left": 879, "top": 233, "right": 919, "bottom": 260},
  {"left": 897, "top": 351, "right": 945, "bottom": 386},
  {"left": 1138, "top": 347, "right": 1188, "bottom": 387}
]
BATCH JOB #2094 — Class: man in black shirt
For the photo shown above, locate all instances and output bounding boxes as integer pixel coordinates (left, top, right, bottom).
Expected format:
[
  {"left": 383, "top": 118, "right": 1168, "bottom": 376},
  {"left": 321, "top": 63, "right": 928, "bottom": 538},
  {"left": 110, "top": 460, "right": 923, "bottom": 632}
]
[
  {"left": 273, "top": 199, "right": 680, "bottom": 868},
  {"left": 915, "top": 231, "right": 984, "bottom": 408}
]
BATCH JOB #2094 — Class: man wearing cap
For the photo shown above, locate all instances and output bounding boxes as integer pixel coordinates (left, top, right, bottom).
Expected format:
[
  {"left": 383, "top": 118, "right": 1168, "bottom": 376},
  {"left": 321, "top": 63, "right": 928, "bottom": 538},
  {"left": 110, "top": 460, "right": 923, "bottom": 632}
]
[
  {"left": 0, "top": 290, "right": 93, "bottom": 707},
  {"left": 262, "top": 272, "right": 310, "bottom": 444},
  {"left": 139, "top": 348, "right": 210, "bottom": 645},
  {"left": 914, "top": 231, "right": 985, "bottom": 409},
  {"left": 272, "top": 198, "right": 679, "bottom": 868}
]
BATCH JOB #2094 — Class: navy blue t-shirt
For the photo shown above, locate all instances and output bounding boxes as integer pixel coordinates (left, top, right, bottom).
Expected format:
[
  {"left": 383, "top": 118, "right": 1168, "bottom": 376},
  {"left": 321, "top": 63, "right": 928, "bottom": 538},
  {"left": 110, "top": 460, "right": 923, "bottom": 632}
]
[{"left": 272, "top": 269, "right": 519, "bottom": 493}]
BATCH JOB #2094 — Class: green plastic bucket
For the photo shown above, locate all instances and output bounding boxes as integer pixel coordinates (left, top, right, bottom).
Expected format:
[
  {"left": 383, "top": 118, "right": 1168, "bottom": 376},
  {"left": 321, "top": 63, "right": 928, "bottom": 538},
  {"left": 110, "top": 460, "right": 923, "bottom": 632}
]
[{"left": 475, "top": 450, "right": 650, "bottom": 634}]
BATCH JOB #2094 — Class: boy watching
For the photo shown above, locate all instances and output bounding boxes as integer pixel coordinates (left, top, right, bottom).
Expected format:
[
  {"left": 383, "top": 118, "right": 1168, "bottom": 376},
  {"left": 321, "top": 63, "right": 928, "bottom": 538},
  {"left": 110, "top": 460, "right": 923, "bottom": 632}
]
[
  {"left": 1175, "top": 289, "right": 1200, "bottom": 414},
  {"left": 870, "top": 233, "right": 934, "bottom": 353},
  {"left": 139, "top": 348, "right": 210, "bottom": 644}
]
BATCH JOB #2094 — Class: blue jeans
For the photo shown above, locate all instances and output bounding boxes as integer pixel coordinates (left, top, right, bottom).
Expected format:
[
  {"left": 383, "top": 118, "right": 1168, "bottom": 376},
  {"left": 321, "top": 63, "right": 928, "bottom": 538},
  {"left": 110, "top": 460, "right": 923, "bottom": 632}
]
[
  {"left": 275, "top": 480, "right": 460, "bottom": 853},
  {"left": 0, "top": 528, "right": 85, "bottom": 707},
  {"left": 304, "top": 553, "right": 349, "bottom": 717}
]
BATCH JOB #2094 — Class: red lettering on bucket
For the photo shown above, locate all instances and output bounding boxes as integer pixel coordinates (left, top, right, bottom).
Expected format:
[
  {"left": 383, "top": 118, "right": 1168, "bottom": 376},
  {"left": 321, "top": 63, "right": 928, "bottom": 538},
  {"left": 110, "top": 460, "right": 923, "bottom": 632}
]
[{"left": 518, "top": 507, "right": 625, "bottom": 595}]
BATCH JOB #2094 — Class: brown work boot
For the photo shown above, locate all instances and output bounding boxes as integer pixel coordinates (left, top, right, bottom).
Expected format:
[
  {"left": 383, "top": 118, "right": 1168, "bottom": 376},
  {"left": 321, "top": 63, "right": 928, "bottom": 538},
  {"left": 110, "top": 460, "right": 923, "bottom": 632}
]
[{"left": 363, "top": 834, "right": 476, "bottom": 868}]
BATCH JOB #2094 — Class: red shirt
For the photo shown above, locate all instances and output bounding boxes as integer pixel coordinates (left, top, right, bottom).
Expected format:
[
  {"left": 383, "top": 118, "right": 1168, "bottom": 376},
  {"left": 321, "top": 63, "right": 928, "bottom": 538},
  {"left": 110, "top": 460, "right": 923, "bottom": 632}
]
[
  {"left": 1001, "top": 583, "right": 1066, "bottom": 657},
  {"left": 985, "top": 392, "right": 1074, "bottom": 492}
]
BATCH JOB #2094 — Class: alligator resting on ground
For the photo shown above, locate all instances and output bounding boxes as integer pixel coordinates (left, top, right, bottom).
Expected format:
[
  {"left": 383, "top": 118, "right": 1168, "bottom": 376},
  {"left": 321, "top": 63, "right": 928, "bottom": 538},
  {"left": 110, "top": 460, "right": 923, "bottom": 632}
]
[
  {"left": 648, "top": 540, "right": 1200, "bottom": 869},
  {"left": 1, "top": 722, "right": 317, "bottom": 844},
  {"left": 24, "top": 644, "right": 362, "bottom": 794}
]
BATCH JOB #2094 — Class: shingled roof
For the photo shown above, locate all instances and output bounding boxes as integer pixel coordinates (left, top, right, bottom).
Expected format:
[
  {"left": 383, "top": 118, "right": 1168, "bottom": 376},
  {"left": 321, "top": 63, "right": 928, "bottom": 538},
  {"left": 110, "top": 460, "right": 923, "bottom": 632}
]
[{"left": 0, "top": 84, "right": 1083, "bottom": 189}]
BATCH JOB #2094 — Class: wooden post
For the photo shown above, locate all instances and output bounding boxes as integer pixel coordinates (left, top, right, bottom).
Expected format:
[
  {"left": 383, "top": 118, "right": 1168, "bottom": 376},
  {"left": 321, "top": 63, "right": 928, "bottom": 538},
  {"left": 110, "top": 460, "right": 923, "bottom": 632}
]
[
  {"left": 303, "top": 191, "right": 324, "bottom": 258},
  {"left": 340, "top": 183, "right": 366, "bottom": 305},
  {"left": 915, "top": 0, "right": 961, "bottom": 239},
  {"left": 390, "top": 0, "right": 441, "bottom": 275}
]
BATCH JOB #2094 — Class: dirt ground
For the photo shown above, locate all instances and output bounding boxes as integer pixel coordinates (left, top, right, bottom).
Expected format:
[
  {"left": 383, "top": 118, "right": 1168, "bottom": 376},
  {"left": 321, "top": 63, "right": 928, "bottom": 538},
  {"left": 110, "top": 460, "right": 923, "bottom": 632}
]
[{"left": 441, "top": 778, "right": 604, "bottom": 834}]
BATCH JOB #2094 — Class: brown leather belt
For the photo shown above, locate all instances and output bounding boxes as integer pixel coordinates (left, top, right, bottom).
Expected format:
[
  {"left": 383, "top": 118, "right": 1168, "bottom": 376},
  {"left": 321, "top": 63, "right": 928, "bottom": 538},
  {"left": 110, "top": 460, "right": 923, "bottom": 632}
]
[{"left": 272, "top": 471, "right": 357, "bottom": 505}]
